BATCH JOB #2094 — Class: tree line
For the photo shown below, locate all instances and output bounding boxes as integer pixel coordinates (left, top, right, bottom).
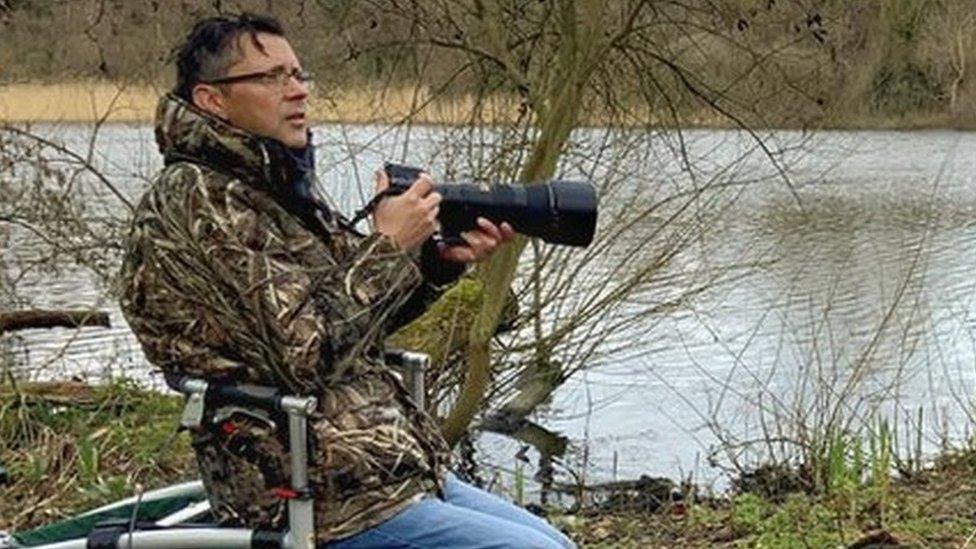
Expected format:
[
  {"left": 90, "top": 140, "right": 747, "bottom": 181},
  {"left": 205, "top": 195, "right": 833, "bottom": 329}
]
[{"left": 1, "top": 0, "right": 974, "bottom": 128}]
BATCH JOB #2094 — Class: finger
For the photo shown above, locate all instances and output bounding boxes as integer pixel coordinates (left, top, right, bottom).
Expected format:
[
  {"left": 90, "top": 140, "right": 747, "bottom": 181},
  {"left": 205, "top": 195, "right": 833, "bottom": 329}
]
[
  {"left": 460, "top": 230, "right": 480, "bottom": 250},
  {"left": 422, "top": 192, "right": 443, "bottom": 209},
  {"left": 374, "top": 169, "right": 390, "bottom": 193},
  {"left": 475, "top": 217, "right": 502, "bottom": 242},
  {"left": 407, "top": 173, "right": 434, "bottom": 197},
  {"left": 462, "top": 230, "right": 496, "bottom": 254},
  {"left": 499, "top": 222, "right": 516, "bottom": 241},
  {"left": 439, "top": 243, "right": 476, "bottom": 263},
  {"left": 411, "top": 223, "right": 437, "bottom": 247},
  {"left": 478, "top": 228, "right": 500, "bottom": 249}
]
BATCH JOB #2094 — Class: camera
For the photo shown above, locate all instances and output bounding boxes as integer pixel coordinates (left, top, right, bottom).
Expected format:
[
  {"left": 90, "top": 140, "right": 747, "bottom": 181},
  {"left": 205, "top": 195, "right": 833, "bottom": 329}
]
[{"left": 383, "top": 163, "right": 597, "bottom": 247}]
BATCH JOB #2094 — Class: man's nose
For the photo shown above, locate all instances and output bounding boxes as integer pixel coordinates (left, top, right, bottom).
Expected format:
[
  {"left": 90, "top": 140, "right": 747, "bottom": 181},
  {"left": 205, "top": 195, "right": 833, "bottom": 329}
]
[{"left": 284, "top": 76, "right": 309, "bottom": 100}]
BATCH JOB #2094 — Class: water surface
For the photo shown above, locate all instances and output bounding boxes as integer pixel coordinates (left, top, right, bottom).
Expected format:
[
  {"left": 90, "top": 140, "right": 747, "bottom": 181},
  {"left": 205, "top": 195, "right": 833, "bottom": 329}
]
[{"left": 4, "top": 125, "right": 976, "bottom": 490}]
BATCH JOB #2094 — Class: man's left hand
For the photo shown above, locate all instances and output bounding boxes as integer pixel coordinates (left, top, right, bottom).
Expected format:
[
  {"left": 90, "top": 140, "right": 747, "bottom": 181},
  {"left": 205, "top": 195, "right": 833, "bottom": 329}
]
[{"left": 438, "top": 217, "right": 515, "bottom": 263}]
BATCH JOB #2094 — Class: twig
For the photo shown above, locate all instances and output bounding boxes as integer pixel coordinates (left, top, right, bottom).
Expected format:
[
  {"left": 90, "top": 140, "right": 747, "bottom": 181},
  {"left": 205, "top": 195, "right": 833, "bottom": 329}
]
[
  {"left": 961, "top": 525, "right": 976, "bottom": 548},
  {"left": 0, "top": 125, "right": 134, "bottom": 211}
]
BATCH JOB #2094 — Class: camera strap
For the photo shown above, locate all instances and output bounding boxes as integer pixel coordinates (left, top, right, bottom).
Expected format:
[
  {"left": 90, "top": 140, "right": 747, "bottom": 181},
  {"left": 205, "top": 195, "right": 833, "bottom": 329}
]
[{"left": 347, "top": 187, "right": 402, "bottom": 229}]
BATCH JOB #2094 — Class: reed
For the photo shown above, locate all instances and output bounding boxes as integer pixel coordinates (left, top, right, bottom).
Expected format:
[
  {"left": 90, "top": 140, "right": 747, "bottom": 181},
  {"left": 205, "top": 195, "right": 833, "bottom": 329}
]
[{"left": 0, "top": 81, "right": 524, "bottom": 125}]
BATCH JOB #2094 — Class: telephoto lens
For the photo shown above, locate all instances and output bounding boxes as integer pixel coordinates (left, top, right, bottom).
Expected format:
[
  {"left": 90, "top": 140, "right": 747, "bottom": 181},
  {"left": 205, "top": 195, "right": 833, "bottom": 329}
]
[{"left": 384, "top": 163, "right": 597, "bottom": 247}]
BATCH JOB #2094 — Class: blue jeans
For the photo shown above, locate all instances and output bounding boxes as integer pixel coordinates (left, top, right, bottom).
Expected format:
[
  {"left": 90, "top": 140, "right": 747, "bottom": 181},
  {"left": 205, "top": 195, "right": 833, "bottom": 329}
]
[{"left": 327, "top": 474, "right": 575, "bottom": 548}]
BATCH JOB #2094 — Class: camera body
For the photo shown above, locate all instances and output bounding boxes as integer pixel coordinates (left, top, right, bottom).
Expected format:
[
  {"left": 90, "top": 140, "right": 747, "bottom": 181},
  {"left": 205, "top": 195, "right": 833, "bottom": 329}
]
[{"left": 383, "top": 163, "right": 597, "bottom": 247}]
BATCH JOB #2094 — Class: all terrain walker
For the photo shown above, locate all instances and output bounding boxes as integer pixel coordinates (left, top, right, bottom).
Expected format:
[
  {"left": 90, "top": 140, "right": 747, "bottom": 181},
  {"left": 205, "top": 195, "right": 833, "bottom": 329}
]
[{"left": 0, "top": 350, "right": 431, "bottom": 549}]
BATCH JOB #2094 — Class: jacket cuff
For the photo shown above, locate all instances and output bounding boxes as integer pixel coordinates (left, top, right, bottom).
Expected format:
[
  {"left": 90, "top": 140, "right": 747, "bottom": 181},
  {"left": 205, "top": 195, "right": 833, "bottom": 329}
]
[{"left": 418, "top": 238, "right": 466, "bottom": 287}]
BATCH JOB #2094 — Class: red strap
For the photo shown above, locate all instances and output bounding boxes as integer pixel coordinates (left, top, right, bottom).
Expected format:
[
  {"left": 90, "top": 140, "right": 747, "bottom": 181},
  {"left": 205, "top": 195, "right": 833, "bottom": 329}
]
[
  {"left": 271, "top": 487, "right": 299, "bottom": 499},
  {"left": 220, "top": 421, "right": 238, "bottom": 435}
]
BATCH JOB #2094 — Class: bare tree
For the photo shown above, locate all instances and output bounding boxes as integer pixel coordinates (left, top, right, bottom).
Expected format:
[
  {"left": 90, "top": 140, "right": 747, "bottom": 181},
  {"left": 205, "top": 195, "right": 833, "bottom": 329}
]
[{"left": 330, "top": 1, "right": 830, "bottom": 493}]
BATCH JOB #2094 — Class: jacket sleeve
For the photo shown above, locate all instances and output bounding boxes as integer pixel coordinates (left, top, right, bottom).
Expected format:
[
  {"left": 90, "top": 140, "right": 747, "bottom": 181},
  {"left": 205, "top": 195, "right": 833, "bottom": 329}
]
[{"left": 127, "top": 164, "right": 428, "bottom": 393}]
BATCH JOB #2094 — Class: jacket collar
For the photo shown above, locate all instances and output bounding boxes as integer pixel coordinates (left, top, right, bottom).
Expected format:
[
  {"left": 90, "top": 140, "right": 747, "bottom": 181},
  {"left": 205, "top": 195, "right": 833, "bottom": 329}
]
[{"left": 154, "top": 93, "right": 301, "bottom": 190}]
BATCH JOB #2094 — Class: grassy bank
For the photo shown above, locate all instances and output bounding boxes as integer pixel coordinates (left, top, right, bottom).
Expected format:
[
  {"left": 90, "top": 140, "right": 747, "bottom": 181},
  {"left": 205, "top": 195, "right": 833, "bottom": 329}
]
[
  {"left": 0, "top": 381, "right": 194, "bottom": 533},
  {"left": 3, "top": 81, "right": 976, "bottom": 130},
  {"left": 563, "top": 448, "right": 976, "bottom": 547},
  {"left": 1, "top": 380, "right": 974, "bottom": 546}
]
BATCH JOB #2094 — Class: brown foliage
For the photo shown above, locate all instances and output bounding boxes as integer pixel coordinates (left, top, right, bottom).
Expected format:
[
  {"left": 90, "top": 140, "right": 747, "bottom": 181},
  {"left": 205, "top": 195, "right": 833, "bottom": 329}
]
[{"left": 4, "top": 1, "right": 973, "bottom": 127}]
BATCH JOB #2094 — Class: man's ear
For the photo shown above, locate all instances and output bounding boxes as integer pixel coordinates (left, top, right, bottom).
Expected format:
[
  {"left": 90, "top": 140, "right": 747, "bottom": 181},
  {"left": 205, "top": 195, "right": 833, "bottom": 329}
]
[{"left": 191, "top": 84, "right": 227, "bottom": 119}]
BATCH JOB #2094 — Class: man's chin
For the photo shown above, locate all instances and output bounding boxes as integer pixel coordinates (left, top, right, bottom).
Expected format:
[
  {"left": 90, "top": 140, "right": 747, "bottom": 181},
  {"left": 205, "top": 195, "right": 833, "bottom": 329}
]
[{"left": 282, "top": 131, "right": 309, "bottom": 148}]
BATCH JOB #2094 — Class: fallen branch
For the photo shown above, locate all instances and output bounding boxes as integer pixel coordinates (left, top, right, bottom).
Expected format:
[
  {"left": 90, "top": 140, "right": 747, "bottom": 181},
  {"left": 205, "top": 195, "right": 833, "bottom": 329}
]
[
  {"left": 0, "top": 309, "right": 110, "bottom": 332},
  {"left": 552, "top": 474, "right": 683, "bottom": 513},
  {"left": 551, "top": 475, "right": 677, "bottom": 494}
]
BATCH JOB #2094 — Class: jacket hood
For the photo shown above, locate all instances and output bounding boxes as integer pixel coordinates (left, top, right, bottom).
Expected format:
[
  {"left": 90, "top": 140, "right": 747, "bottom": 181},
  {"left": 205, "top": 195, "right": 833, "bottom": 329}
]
[{"left": 154, "top": 93, "right": 303, "bottom": 189}]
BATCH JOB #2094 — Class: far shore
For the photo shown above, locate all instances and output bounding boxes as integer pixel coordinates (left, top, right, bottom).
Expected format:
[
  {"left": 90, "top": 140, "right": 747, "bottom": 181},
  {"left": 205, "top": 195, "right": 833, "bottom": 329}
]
[
  {"left": 0, "top": 81, "right": 523, "bottom": 126},
  {"left": 2, "top": 81, "right": 975, "bottom": 131}
]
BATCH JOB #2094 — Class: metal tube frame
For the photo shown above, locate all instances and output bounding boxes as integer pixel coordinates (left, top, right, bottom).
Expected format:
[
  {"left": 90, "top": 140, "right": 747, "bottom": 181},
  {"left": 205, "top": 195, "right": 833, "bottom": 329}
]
[
  {"left": 398, "top": 351, "right": 429, "bottom": 408},
  {"left": 26, "top": 529, "right": 259, "bottom": 549},
  {"left": 280, "top": 395, "right": 317, "bottom": 549}
]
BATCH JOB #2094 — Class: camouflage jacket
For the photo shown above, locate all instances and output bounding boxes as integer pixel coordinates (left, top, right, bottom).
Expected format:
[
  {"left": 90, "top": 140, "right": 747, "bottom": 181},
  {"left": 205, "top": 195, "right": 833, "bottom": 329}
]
[{"left": 119, "top": 94, "right": 455, "bottom": 542}]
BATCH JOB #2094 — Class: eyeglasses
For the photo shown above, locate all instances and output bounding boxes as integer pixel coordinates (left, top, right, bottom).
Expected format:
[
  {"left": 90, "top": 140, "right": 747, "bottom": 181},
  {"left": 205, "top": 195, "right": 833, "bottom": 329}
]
[{"left": 203, "top": 67, "right": 313, "bottom": 89}]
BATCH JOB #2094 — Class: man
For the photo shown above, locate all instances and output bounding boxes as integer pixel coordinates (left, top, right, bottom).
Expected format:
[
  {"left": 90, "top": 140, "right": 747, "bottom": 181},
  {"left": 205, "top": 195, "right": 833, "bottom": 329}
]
[{"left": 119, "top": 13, "right": 573, "bottom": 548}]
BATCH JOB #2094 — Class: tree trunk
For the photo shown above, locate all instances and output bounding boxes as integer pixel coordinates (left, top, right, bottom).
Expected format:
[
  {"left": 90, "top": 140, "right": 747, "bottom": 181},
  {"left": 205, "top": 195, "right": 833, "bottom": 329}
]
[{"left": 440, "top": 0, "right": 609, "bottom": 446}]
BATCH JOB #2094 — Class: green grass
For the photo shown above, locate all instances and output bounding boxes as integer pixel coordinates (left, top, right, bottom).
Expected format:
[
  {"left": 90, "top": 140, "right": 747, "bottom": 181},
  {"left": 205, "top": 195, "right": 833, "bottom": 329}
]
[
  {"left": 563, "top": 443, "right": 976, "bottom": 548},
  {"left": 0, "top": 379, "right": 195, "bottom": 532}
]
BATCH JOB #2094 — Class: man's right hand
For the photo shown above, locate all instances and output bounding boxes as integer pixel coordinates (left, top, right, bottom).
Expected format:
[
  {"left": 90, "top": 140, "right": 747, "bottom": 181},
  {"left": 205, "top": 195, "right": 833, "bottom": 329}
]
[{"left": 372, "top": 168, "right": 442, "bottom": 250}]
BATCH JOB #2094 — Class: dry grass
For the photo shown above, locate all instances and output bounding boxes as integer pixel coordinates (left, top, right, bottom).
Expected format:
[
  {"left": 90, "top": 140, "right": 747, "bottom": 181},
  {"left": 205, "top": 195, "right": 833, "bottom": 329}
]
[
  {"left": 7, "top": 81, "right": 975, "bottom": 130},
  {"left": 0, "top": 81, "right": 791, "bottom": 128},
  {"left": 0, "top": 81, "right": 764, "bottom": 128},
  {"left": 0, "top": 82, "right": 163, "bottom": 123},
  {"left": 0, "top": 81, "right": 524, "bottom": 125},
  {"left": 316, "top": 86, "right": 524, "bottom": 126}
]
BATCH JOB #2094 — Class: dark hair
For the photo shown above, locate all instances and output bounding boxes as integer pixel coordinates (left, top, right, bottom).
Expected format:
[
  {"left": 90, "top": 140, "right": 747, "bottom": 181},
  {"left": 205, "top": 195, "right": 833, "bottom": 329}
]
[{"left": 171, "top": 13, "right": 285, "bottom": 101}]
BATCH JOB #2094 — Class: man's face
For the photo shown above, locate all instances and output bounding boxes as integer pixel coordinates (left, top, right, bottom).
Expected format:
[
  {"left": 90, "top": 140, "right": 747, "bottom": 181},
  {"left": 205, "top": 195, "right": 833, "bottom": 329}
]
[{"left": 198, "top": 33, "right": 310, "bottom": 148}]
